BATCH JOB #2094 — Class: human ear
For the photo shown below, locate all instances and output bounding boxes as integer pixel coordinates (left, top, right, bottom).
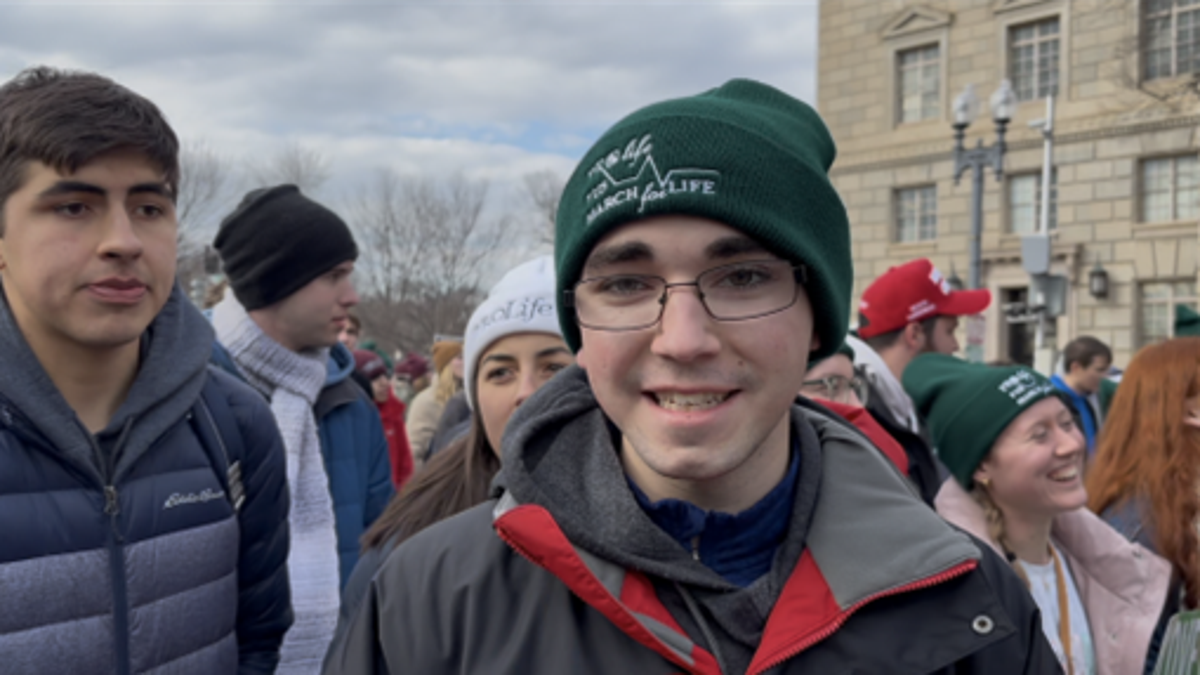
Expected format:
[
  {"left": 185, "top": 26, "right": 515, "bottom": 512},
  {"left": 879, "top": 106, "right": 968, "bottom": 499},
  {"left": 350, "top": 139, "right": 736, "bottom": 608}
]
[
  {"left": 903, "top": 322, "right": 924, "bottom": 352},
  {"left": 1185, "top": 399, "right": 1200, "bottom": 430},
  {"left": 972, "top": 464, "right": 992, "bottom": 489}
]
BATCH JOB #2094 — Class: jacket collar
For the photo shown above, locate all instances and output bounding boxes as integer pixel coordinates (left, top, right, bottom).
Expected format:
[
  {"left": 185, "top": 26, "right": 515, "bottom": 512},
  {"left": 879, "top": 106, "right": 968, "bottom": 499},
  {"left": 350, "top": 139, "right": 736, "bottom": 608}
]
[
  {"left": 494, "top": 375, "right": 985, "bottom": 672},
  {"left": 935, "top": 478, "right": 1171, "bottom": 675}
]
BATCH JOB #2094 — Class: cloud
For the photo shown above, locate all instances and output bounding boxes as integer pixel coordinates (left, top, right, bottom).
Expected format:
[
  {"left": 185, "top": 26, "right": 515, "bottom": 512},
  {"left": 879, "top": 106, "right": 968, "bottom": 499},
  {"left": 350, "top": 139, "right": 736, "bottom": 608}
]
[{"left": 0, "top": 1, "right": 818, "bottom": 276}]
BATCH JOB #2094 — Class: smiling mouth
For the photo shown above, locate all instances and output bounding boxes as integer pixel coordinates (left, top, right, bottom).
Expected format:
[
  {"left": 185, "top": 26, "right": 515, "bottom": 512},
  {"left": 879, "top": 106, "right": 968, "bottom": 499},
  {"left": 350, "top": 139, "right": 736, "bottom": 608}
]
[
  {"left": 1048, "top": 466, "right": 1079, "bottom": 482},
  {"left": 653, "top": 392, "right": 733, "bottom": 411}
]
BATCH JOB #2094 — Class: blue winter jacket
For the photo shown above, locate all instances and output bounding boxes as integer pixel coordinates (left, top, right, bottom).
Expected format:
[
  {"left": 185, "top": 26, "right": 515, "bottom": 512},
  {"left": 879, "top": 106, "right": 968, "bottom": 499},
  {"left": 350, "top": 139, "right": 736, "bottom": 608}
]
[
  {"left": 0, "top": 287, "right": 292, "bottom": 675},
  {"left": 212, "top": 341, "right": 394, "bottom": 587}
]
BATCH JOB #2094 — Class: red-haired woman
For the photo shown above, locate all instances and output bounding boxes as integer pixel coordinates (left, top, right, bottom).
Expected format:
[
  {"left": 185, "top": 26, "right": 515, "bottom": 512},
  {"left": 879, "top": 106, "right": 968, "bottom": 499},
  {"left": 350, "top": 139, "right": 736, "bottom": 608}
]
[{"left": 1087, "top": 336, "right": 1200, "bottom": 669}]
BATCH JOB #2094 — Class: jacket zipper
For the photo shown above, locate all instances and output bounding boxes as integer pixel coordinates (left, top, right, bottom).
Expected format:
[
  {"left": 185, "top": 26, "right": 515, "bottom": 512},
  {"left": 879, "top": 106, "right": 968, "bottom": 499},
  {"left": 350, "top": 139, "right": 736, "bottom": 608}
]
[
  {"left": 90, "top": 421, "right": 134, "bottom": 675},
  {"left": 106, "top": 484, "right": 130, "bottom": 675},
  {"left": 747, "top": 560, "right": 978, "bottom": 675}
]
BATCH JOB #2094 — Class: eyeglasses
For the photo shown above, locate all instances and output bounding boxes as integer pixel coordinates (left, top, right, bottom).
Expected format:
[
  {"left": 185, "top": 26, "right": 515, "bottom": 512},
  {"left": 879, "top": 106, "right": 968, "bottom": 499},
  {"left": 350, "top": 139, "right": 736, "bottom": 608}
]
[
  {"left": 567, "top": 259, "right": 807, "bottom": 332},
  {"left": 799, "top": 373, "right": 870, "bottom": 407}
]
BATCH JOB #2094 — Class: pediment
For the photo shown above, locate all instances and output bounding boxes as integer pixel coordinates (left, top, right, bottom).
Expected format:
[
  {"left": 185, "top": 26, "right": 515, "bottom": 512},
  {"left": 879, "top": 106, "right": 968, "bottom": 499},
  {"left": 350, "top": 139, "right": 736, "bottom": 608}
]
[
  {"left": 991, "top": 0, "right": 1058, "bottom": 15},
  {"left": 881, "top": 6, "right": 953, "bottom": 40}
]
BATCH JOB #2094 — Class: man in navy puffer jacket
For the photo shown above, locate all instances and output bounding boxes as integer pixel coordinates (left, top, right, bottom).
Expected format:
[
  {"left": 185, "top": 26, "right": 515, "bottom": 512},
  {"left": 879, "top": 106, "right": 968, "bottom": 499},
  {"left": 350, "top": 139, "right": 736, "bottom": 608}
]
[{"left": 0, "top": 67, "right": 291, "bottom": 674}]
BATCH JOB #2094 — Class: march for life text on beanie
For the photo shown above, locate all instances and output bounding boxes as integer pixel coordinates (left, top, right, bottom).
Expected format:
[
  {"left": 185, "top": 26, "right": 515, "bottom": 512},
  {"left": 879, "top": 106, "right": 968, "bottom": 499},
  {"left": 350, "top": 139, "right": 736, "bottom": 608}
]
[
  {"left": 902, "top": 353, "right": 1057, "bottom": 489},
  {"left": 213, "top": 184, "right": 358, "bottom": 310},
  {"left": 857, "top": 259, "right": 992, "bottom": 339},
  {"left": 553, "top": 78, "right": 852, "bottom": 360},
  {"left": 462, "top": 255, "right": 561, "bottom": 410}
]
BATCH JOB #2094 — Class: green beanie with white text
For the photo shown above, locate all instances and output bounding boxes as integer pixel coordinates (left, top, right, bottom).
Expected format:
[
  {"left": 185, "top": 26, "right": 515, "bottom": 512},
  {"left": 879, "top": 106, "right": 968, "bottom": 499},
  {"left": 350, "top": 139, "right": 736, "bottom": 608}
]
[
  {"left": 902, "top": 354, "right": 1059, "bottom": 489},
  {"left": 553, "top": 78, "right": 852, "bottom": 360}
]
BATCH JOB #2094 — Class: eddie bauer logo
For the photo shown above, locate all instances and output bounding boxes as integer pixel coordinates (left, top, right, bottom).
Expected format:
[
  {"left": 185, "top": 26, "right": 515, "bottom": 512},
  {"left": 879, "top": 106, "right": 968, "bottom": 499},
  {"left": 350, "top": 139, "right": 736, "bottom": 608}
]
[
  {"left": 584, "top": 134, "right": 720, "bottom": 225},
  {"left": 163, "top": 488, "right": 226, "bottom": 510}
]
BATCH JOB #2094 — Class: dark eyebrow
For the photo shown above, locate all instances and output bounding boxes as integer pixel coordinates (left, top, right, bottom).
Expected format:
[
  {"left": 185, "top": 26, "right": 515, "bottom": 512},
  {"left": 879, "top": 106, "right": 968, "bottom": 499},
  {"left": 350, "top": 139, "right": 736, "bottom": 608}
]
[
  {"left": 583, "top": 241, "right": 653, "bottom": 274},
  {"left": 37, "top": 181, "right": 106, "bottom": 199},
  {"left": 537, "top": 346, "right": 572, "bottom": 359},
  {"left": 705, "top": 236, "right": 769, "bottom": 260},
  {"left": 128, "top": 182, "right": 174, "bottom": 199},
  {"left": 483, "top": 346, "right": 571, "bottom": 365},
  {"left": 37, "top": 181, "right": 173, "bottom": 200}
]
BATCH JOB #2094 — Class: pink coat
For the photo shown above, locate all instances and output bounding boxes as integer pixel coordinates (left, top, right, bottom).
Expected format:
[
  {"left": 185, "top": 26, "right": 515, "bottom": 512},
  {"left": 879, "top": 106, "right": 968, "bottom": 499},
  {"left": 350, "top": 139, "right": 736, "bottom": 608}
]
[{"left": 936, "top": 480, "right": 1171, "bottom": 675}]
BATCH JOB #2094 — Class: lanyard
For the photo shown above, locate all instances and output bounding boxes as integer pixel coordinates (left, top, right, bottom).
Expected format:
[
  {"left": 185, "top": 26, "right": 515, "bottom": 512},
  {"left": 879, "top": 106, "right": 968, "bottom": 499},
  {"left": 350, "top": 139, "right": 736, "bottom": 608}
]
[{"left": 1019, "top": 547, "right": 1073, "bottom": 675}]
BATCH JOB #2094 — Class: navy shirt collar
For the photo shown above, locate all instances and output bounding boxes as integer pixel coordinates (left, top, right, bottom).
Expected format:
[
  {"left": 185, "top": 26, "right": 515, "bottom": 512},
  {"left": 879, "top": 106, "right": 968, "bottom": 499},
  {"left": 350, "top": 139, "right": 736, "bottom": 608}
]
[{"left": 627, "top": 442, "right": 800, "bottom": 588}]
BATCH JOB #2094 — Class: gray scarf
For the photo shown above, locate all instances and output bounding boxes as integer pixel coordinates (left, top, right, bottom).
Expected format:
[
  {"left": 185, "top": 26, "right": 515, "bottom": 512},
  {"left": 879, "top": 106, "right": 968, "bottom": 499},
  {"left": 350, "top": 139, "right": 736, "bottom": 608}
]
[{"left": 212, "top": 293, "right": 339, "bottom": 674}]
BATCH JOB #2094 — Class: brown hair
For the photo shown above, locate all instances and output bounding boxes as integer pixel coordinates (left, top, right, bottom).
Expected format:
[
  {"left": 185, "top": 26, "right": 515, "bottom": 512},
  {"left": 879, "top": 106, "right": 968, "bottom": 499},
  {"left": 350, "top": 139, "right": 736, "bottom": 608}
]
[
  {"left": 435, "top": 361, "right": 460, "bottom": 405},
  {"left": 361, "top": 397, "right": 499, "bottom": 552},
  {"left": 972, "top": 486, "right": 1030, "bottom": 586},
  {"left": 1087, "top": 337, "right": 1200, "bottom": 605},
  {"left": 0, "top": 66, "right": 180, "bottom": 234},
  {"left": 1063, "top": 335, "right": 1112, "bottom": 371},
  {"left": 862, "top": 315, "right": 940, "bottom": 353}
]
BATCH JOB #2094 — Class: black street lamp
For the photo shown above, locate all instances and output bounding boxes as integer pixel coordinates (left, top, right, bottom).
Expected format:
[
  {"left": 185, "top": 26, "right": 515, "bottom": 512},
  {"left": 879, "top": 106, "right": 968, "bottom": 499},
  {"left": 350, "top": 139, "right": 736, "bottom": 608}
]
[
  {"left": 1089, "top": 257, "right": 1110, "bottom": 299},
  {"left": 952, "top": 81, "right": 1018, "bottom": 290}
]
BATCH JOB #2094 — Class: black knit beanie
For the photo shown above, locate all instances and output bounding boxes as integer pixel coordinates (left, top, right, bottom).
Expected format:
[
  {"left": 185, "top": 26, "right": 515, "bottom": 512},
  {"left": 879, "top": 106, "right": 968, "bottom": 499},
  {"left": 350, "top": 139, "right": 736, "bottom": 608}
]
[{"left": 213, "top": 184, "right": 358, "bottom": 310}]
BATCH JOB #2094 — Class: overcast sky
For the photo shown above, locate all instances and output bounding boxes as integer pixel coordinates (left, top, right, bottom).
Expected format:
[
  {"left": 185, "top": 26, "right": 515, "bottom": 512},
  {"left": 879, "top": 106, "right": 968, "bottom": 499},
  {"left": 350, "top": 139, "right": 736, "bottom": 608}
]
[{"left": 1, "top": 1, "right": 819, "bottom": 273}]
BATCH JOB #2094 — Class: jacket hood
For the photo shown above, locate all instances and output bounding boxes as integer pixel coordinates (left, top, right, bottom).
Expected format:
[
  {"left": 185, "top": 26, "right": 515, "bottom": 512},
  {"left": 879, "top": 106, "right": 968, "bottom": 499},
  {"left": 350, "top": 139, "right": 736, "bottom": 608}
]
[
  {"left": 496, "top": 365, "right": 978, "bottom": 605},
  {"left": 496, "top": 365, "right": 821, "bottom": 591},
  {"left": 0, "top": 284, "right": 215, "bottom": 485},
  {"left": 327, "top": 342, "right": 355, "bottom": 387}
]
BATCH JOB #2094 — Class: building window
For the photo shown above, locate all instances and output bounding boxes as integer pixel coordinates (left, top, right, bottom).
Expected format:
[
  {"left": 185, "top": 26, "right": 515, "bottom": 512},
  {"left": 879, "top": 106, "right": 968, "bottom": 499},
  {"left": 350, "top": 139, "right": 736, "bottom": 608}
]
[
  {"left": 1144, "top": 0, "right": 1200, "bottom": 80},
  {"left": 896, "top": 186, "right": 937, "bottom": 242},
  {"left": 897, "top": 44, "right": 940, "bottom": 123},
  {"left": 1140, "top": 280, "right": 1198, "bottom": 346},
  {"left": 1009, "top": 170, "right": 1058, "bottom": 234},
  {"left": 1141, "top": 155, "right": 1198, "bottom": 223},
  {"left": 1009, "top": 18, "right": 1060, "bottom": 101}
]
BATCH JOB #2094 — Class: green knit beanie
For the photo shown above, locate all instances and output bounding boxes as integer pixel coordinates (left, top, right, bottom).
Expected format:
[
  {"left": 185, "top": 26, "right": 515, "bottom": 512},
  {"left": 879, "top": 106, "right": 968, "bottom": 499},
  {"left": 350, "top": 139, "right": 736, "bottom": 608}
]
[
  {"left": 554, "top": 78, "right": 852, "bottom": 359},
  {"left": 1176, "top": 304, "right": 1200, "bottom": 337},
  {"left": 902, "top": 354, "right": 1058, "bottom": 489}
]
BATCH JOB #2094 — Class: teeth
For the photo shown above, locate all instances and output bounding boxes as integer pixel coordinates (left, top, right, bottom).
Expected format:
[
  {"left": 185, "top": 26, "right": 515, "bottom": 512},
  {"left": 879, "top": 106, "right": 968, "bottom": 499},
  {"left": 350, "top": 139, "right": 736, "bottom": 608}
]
[
  {"left": 1049, "top": 467, "right": 1079, "bottom": 481},
  {"left": 655, "top": 392, "right": 730, "bottom": 411}
]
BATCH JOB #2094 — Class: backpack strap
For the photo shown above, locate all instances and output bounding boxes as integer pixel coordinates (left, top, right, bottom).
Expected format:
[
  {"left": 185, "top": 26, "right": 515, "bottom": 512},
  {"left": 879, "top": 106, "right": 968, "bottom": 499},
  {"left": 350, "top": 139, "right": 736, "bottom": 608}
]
[{"left": 193, "top": 369, "right": 247, "bottom": 512}]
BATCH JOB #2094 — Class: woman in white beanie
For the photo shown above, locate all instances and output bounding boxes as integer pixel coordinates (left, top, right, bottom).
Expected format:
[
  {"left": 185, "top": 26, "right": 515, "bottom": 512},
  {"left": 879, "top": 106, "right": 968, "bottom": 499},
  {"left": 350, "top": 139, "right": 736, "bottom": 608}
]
[{"left": 325, "top": 255, "right": 572, "bottom": 660}]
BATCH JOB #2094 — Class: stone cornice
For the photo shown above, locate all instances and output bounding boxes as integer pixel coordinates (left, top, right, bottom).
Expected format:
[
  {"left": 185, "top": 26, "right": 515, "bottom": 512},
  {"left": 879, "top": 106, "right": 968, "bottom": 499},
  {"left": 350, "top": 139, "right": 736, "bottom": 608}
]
[{"left": 831, "top": 113, "right": 1200, "bottom": 176}]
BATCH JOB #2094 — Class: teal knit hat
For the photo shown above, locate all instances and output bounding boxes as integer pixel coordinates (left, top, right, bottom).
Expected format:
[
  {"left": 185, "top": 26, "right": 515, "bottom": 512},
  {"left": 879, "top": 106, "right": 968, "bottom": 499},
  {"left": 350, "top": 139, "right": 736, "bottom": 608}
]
[
  {"left": 554, "top": 78, "right": 852, "bottom": 359},
  {"left": 902, "top": 354, "right": 1058, "bottom": 489},
  {"left": 1177, "top": 304, "right": 1200, "bottom": 337}
]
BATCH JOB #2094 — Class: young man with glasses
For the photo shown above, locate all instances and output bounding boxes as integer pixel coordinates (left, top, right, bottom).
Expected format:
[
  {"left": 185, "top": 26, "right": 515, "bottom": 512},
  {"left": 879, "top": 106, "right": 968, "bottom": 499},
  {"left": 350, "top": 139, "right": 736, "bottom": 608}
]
[{"left": 328, "top": 80, "right": 1057, "bottom": 674}]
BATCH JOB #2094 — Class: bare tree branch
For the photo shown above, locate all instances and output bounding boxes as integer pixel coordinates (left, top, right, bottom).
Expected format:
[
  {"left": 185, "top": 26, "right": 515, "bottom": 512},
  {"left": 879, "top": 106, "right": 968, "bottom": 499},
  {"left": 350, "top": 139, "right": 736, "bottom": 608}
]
[
  {"left": 246, "top": 140, "right": 332, "bottom": 194},
  {"left": 522, "top": 170, "right": 563, "bottom": 247},
  {"left": 348, "top": 170, "right": 498, "bottom": 354},
  {"left": 176, "top": 140, "right": 235, "bottom": 250}
]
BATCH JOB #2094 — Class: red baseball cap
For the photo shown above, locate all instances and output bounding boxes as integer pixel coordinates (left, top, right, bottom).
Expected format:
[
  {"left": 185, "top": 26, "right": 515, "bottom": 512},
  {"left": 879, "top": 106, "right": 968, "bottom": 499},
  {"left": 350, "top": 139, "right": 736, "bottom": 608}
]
[{"left": 857, "top": 259, "right": 991, "bottom": 339}]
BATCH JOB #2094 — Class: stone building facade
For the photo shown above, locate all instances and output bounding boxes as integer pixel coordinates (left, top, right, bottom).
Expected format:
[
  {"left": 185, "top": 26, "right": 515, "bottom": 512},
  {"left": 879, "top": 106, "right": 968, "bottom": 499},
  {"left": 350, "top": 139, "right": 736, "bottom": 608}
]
[{"left": 818, "top": 0, "right": 1199, "bottom": 367}]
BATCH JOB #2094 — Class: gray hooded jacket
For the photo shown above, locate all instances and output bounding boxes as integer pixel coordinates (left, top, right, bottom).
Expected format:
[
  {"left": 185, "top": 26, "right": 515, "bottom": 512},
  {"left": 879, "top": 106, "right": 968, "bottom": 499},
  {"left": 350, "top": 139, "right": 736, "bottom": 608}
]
[{"left": 326, "top": 366, "right": 1060, "bottom": 674}]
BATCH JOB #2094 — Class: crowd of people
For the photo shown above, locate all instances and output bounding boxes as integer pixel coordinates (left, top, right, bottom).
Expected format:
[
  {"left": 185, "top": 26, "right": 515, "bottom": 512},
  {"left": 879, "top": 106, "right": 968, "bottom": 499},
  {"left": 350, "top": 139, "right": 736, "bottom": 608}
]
[{"left": 1, "top": 64, "right": 1198, "bottom": 675}]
